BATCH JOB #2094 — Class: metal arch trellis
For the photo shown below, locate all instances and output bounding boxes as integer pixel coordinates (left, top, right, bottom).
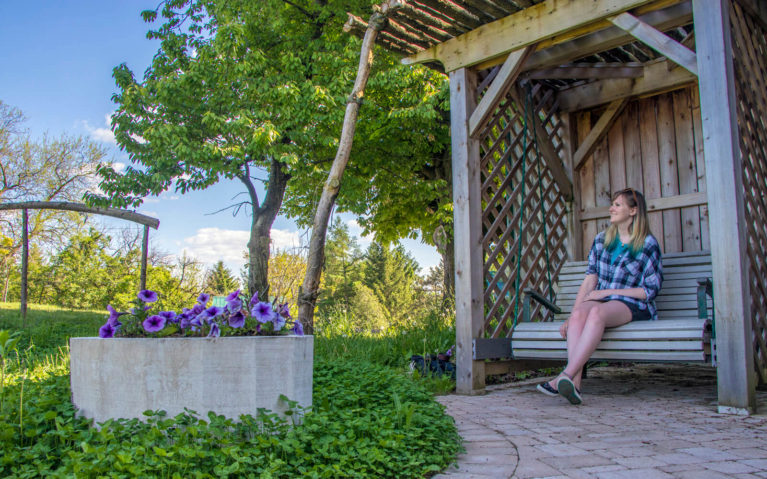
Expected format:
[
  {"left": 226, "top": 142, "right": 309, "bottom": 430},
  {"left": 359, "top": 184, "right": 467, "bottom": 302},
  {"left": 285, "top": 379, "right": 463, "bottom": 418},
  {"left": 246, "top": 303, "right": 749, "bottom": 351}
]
[{"left": 0, "top": 201, "right": 160, "bottom": 325}]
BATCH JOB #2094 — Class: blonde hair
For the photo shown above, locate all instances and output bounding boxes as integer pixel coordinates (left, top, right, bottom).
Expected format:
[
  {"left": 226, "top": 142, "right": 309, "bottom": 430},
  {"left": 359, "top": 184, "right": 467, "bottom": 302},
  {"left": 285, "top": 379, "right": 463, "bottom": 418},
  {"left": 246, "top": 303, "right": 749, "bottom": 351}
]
[{"left": 604, "top": 188, "right": 651, "bottom": 255}]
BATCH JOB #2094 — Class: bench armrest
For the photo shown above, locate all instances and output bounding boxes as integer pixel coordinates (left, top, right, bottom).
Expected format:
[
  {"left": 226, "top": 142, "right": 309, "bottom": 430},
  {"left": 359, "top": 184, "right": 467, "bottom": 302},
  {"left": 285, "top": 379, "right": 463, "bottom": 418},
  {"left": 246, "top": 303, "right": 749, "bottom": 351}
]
[
  {"left": 521, "top": 288, "right": 562, "bottom": 323},
  {"left": 696, "top": 278, "right": 713, "bottom": 321}
]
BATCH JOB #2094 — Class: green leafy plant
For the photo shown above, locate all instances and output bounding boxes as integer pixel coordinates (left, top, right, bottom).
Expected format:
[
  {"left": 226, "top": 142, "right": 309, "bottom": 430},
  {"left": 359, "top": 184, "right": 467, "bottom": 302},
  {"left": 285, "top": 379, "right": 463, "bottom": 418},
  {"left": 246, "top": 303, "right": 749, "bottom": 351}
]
[{"left": 0, "top": 330, "right": 21, "bottom": 412}]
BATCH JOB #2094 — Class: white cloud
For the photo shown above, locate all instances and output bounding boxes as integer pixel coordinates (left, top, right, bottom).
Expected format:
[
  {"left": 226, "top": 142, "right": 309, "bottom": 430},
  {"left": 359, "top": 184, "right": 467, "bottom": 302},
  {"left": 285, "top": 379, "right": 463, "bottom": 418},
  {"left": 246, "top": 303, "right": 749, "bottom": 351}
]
[
  {"left": 112, "top": 162, "right": 126, "bottom": 172},
  {"left": 82, "top": 113, "right": 116, "bottom": 144},
  {"left": 346, "top": 218, "right": 373, "bottom": 247},
  {"left": 181, "top": 227, "right": 300, "bottom": 266}
]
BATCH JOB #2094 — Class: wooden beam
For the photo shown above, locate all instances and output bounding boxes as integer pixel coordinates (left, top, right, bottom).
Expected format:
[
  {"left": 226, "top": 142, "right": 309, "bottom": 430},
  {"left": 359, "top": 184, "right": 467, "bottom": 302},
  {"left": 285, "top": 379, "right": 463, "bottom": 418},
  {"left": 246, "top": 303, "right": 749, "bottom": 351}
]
[
  {"left": 450, "top": 67, "right": 486, "bottom": 395},
  {"left": 573, "top": 99, "right": 628, "bottom": 171},
  {"left": 580, "top": 191, "right": 708, "bottom": 220},
  {"left": 694, "top": 0, "right": 756, "bottom": 415},
  {"left": 469, "top": 45, "right": 534, "bottom": 137},
  {"left": 476, "top": 1, "right": 693, "bottom": 73},
  {"left": 524, "top": 63, "right": 645, "bottom": 80},
  {"left": 402, "top": 0, "right": 655, "bottom": 72},
  {"left": 0, "top": 201, "right": 160, "bottom": 229},
  {"left": 511, "top": 87, "right": 573, "bottom": 200},
  {"left": 609, "top": 12, "right": 698, "bottom": 75},
  {"left": 558, "top": 59, "right": 696, "bottom": 112}
]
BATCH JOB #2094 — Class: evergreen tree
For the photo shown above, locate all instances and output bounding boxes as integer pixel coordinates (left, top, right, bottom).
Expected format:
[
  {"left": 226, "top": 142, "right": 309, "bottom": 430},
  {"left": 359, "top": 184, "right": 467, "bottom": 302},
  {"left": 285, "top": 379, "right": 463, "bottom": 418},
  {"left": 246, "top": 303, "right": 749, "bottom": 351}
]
[
  {"left": 204, "top": 261, "right": 239, "bottom": 295},
  {"left": 318, "top": 219, "right": 363, "bottom": 315},
  {"left": 362, "top": 241, "right": 419, "bottom": 327}
]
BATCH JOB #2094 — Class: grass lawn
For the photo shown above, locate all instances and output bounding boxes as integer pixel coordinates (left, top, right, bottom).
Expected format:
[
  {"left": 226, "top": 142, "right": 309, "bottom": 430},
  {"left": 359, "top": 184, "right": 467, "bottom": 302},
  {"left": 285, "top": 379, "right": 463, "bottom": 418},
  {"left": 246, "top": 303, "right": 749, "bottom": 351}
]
[{"left": 0, "top": 303, "right": 461, "bottom": 478}]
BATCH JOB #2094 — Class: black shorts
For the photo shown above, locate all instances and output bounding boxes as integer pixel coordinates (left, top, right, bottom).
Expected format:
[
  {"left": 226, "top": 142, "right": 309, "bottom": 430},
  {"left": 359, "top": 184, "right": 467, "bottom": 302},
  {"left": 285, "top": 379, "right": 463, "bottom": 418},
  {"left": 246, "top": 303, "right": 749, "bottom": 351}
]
[{"left": 613, "top": 299, "right": 651, "bottom": 321}]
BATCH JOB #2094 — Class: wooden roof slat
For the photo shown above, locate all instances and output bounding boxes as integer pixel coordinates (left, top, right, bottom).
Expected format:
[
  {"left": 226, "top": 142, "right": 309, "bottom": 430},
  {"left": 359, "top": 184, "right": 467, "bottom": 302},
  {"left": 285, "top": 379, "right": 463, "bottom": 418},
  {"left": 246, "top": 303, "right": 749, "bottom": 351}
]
[
  {"left": 384, "top": 18, "right": 436, "bottom": 48},
  {"left": 460, "top": 0, "right": 512, "bottom": 20},
  {"left": 344, "top": 14, "right": 420, "bottom": 54},
  {"left": 391, "top": 5, "right": 466, "bottom": 36},
  {"left": 391, "top": 13, "right": 456, "bottom": 42},
  {"left": 415, "top": 0, "right": 485, "bottom": 30}
]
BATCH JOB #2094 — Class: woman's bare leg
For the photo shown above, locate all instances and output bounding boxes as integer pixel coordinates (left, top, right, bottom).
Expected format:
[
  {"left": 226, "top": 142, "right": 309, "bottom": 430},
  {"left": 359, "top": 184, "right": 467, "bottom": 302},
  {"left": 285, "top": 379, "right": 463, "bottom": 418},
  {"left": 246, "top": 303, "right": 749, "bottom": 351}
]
[
  {"left": 561, "top": 301, "right": 632, "bottom": 384},
  {"left": 547, "top": 301, "right": 601, "bottom": 390}
]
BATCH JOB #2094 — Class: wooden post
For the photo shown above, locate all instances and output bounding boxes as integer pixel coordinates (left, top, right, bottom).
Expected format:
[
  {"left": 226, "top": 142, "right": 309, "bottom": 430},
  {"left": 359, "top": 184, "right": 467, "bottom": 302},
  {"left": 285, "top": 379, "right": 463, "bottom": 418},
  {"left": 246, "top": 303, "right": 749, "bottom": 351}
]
[
  {"left": 693, "top": 0, "right": 756, "bottom": 414},
  {"left": 450, "top": 67, "right": 485, "bottom": 394},
  {"left": 20, "top": 209, "right": 28, "bottom": 326},
  {"left": 140, "top": 225, "right": 149, "bottom": 292}
]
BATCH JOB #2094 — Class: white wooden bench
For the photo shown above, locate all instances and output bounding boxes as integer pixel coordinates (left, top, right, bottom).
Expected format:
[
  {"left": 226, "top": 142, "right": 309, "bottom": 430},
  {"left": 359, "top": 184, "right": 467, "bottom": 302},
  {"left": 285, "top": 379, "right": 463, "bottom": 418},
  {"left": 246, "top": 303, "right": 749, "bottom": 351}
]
[{"left": 510, "top": 251, "right": 715, "bottom": 364}]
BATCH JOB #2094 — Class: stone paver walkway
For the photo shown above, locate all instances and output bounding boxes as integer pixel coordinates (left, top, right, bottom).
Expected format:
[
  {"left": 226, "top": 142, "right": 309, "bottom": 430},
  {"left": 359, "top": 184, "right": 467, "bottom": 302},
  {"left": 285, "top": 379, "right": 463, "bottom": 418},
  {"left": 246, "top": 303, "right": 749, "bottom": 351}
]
[{"left": 433, "top": 364, "right": 767, "bottom": 479}]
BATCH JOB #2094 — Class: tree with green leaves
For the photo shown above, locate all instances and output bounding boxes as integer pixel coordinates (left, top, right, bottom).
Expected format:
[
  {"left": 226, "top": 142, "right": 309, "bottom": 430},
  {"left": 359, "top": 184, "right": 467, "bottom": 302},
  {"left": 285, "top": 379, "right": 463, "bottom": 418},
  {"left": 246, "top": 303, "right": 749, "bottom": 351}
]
[
  {"left": 203, "top": 260, "right": 239, "bottom": 295},
  {"left": 84, "top": 0, "right": 389, "bottom": 300}
]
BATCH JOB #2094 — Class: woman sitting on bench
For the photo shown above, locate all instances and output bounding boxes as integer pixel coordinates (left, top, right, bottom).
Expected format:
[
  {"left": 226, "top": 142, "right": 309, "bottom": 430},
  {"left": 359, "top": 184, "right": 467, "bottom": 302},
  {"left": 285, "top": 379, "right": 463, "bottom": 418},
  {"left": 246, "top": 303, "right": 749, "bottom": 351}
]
[{"left": 537, "top": 187, "right": 663, "bottom": 405}]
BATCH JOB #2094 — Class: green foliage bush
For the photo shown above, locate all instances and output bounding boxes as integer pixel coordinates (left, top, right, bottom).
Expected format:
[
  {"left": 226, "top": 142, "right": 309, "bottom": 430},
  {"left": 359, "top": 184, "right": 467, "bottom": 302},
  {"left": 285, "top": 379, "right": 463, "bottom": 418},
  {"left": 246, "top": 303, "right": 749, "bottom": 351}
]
[
  {"left": 0, "top": 304, "right": 461, "bottom": 478},
  {"left": 0, "top": 354, "right": 459, "bottom": 478}
]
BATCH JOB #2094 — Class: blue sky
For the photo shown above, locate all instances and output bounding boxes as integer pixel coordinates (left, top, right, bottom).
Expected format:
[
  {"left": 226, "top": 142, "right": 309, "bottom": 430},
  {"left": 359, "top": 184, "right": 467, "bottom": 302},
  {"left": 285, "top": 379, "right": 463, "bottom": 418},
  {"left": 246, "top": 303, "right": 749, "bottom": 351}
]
[{"left": 0, "top": 1, "right": 440, "bottom": 274}]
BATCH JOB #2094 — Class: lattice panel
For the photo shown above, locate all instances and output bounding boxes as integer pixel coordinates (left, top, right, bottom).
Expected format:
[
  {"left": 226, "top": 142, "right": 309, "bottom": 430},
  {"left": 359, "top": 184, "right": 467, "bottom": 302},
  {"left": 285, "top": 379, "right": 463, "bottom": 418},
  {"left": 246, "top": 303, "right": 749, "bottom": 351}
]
[
  {"left": 480, "top": 82, "right": 569, "bottom": 339},
  {"left": 731, "top": 1, "right": 767, "bottom": 384}
]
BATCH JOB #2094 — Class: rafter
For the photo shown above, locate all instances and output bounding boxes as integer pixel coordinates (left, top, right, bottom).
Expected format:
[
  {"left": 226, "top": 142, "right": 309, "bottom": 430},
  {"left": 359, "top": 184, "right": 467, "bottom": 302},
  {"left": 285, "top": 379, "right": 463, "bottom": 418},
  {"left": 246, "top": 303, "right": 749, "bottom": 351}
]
[
  {"left": 558, "top": 59, "right": 695, "bottom": 111},
  {"left": 523, "top": 63, "right": 645, "bottom": 80},
  {"left": 609, "top": 12, "right": 698, "bottom": 75}
]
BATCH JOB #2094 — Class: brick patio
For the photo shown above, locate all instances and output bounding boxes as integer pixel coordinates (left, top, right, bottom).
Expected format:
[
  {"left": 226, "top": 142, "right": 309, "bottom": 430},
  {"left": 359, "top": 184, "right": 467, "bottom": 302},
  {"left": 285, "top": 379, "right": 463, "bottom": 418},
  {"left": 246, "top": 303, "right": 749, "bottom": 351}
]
[{"left": 434, "top": 364, "right": 767, "bottom": 479}]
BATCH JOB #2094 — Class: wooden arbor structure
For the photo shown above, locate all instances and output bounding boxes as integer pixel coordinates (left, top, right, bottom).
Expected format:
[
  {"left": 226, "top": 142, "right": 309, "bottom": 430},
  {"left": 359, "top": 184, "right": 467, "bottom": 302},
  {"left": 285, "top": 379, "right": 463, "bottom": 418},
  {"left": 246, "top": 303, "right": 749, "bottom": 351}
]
[
  {"left": 346, "top": 0, "right": 767, "bottom": 413},
  {"left": 0, "top": 201, "right": 160, "bottom": 323}
]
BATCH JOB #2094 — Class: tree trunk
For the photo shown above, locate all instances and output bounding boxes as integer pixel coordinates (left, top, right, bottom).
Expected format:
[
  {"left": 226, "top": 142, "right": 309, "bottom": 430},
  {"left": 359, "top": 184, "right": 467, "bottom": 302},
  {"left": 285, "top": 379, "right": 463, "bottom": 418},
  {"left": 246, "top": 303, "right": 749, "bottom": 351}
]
[
  {"left": 241, "top": 158, "right": 291, "bottom": 299},
  {"left": 298, "top": 7, "right": 392, "bottom": 334}
]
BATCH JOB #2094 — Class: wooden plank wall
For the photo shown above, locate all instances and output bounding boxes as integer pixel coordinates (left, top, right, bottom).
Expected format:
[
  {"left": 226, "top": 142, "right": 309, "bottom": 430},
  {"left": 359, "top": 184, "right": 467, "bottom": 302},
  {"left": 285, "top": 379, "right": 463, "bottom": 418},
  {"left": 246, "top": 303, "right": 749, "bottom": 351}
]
[{"left": 574, "top": 86, "right": 709, "bottom": 259}]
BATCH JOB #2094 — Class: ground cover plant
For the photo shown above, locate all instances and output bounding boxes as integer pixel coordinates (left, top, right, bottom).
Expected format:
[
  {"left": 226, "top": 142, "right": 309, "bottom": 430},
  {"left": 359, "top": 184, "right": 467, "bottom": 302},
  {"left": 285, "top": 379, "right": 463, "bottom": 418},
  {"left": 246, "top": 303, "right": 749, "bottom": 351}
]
[{"left": 0, "top": 304, "right": 461, "bottom": 478}]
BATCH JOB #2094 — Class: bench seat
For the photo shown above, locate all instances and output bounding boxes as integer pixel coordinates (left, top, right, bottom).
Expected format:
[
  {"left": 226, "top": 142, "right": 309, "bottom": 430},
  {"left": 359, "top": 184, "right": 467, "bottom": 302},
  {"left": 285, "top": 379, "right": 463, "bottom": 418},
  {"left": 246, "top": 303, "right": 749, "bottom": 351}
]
[{"left": 473, "top": 251, "right": 716, "bottom": 364}]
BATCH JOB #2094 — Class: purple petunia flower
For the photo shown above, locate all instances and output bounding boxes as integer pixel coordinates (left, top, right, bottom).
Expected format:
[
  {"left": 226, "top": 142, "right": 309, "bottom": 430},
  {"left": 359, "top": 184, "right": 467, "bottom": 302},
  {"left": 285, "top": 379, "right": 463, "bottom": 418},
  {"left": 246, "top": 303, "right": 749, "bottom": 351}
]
[
  {"left": 99, "top": 322, "right": 116, "bottom": 338},
  {"left": 249, "top": 291, "right": 260, "bottom": 308},
  {"left": 138, "top": 290, "right": 159, "bottom": 303},
  {"left": 229, "top": 310, "right": 246, "bottom": 328},
  {"left": 159, "top": 311, "right": 177, "bottom": 323},
  {"left": 208, "top": 322, "right": 220, "bottom": 338},
  {"left": 197, "top": 293, "right": 210, "bottom": 305},
  {"left": 191, "top": 303, "right": 205, "bottom": 315},
  {"left": 277, "top": 303, "right": 291, "bottom": 319},
  {"left": 253, "top": 302, "right": 276, "bottom": 323},
  {"left": 106, "top": 305, "right": 127, "bottom": 327},
  {"left": 143, "top": 315, "right": 166, "bottom": 333},
  {"left": 226, "top": 289, "right": 241, "bottom": 301},
  {"left": 178, "top": 313, "right": 192, "bottom": 329},
  {"left": 291, "top": 320, "right": 304, "bottom": 336},
  {"left": 226, "top": 298, "right": 242, "bottom": 314},
  {"left": 272, "top": 314, "right": 286, "bottom": 331}
]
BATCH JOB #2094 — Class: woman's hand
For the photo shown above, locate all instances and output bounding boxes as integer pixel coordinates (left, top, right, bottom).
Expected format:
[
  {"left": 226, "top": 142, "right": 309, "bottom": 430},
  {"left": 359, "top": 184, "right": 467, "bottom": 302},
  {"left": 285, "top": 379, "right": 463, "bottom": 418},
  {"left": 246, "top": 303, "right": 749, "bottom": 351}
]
[
  {"left": 559, "top": 320, "right": 568, "bottom": 339},
  {"left": 583, "top": 289, "right": 609, "bottom": 302}
]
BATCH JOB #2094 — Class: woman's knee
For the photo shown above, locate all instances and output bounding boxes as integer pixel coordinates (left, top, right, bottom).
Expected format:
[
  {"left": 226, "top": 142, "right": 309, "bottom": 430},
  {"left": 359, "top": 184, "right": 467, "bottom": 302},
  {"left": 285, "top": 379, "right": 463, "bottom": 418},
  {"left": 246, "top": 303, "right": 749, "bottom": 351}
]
[
  {"left": 585, "top": 307, "right": 608, "bottom": 326},
  {"left": 568, "top": 309, "right": 588, "bottom": 326}
]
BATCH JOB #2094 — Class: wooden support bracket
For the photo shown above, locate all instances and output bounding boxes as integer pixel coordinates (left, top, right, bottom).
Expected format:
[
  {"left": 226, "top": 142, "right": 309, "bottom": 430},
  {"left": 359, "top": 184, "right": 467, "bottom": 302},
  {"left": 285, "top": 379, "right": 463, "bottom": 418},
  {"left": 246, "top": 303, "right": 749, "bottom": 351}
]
[
  {"left": 609, "top": 12, "right": 698, "bottom": 75},
  {"left": 469, "top": 45, "right": 534, "bottom": 137},
  {"left": 573, "top": 98, "right": 628, "bottom": 171}
]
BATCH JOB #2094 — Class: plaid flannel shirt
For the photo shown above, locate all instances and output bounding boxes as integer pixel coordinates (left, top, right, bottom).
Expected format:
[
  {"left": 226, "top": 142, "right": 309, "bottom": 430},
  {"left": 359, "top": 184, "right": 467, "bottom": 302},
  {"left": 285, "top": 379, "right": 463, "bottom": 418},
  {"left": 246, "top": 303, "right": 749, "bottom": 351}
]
[{"left": 585, "top": 232, "right": 663, "bottom": 320}]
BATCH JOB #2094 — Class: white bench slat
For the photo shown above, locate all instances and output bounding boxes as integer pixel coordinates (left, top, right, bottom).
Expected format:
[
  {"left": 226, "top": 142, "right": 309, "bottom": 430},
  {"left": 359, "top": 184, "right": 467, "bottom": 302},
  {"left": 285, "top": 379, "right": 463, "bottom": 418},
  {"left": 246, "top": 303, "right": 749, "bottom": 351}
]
[
  {"left": 514, "top": 318, "right": 707, "bottom": 331},
  {"left": 512, "top": 349, "right": 707, "bottom": 361},
  {"left": 517, "top": 340, "right": 705, "bottom": 351},
  {"left": 513, "top": 329, "right": 704, "bottom": 341}
]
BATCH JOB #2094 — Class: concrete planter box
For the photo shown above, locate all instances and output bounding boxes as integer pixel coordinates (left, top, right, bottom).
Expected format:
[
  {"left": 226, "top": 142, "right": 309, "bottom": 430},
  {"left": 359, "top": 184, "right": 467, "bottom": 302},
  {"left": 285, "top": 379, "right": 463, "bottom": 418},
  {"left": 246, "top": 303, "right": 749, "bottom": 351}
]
[{"left": 70, "top": 336, "right": 313, "bottom": 424}]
